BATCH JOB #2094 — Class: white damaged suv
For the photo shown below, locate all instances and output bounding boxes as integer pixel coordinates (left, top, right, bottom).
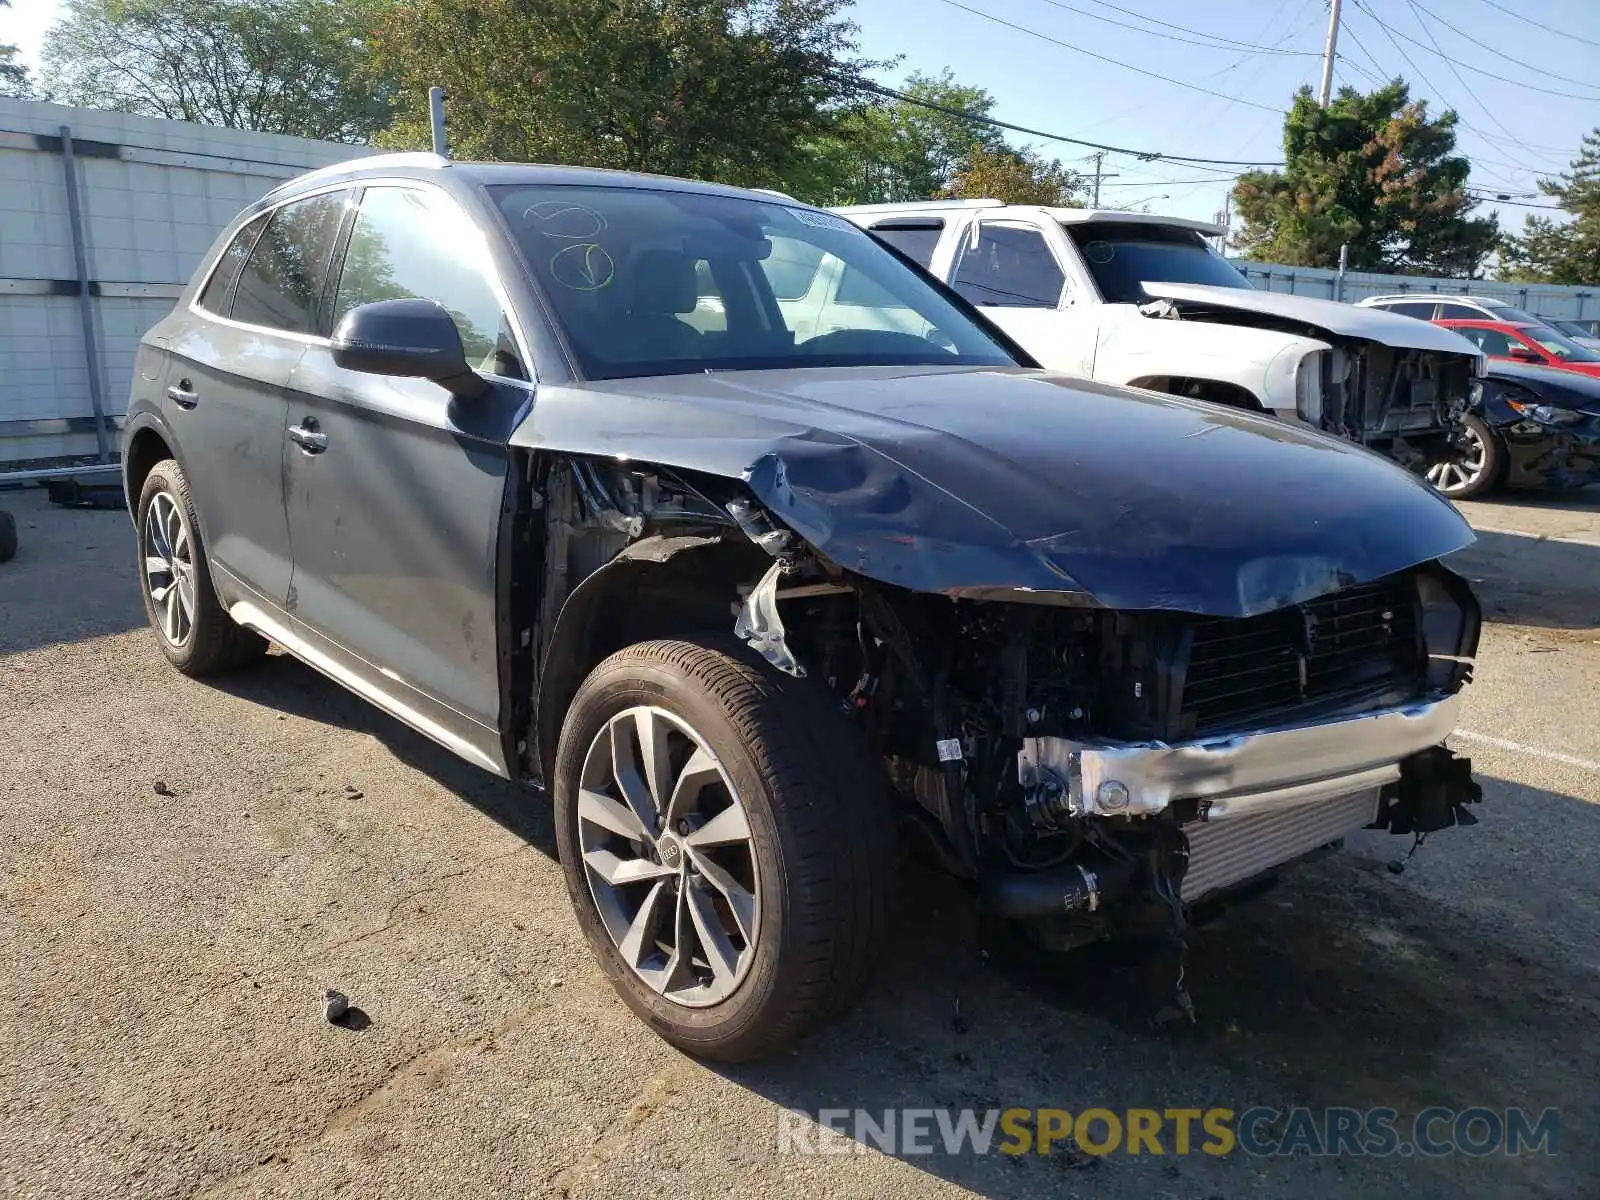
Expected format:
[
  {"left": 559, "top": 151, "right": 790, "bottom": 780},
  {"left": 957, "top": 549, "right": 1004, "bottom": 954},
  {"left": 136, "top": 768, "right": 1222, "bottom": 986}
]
[{"left": 833, "top": 201, "right": 1484, "bottom": 471}]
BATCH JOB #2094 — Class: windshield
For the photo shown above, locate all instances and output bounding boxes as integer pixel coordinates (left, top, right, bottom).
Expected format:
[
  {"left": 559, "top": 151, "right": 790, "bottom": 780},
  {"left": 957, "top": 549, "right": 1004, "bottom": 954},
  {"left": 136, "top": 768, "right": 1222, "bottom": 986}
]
[
  {"left": 1523, "top": 326, "right": 1600, "bottom": 362},
  {"left": 491, "top": 185, "right": 1015, "bottom": 380},
  {"left": 1062, "top": 221, "right": 1251, "bottom": 303},
  {"left": 1481, "top": 301, "right": 1545, "bottom": 325}
]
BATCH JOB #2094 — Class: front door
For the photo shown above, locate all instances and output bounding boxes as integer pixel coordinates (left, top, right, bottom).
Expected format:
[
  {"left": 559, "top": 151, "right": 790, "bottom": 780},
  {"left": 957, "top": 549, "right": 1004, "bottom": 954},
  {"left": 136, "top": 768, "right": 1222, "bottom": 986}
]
[
  {"left": 948, "top": 218, "right": 1097, "bottom": 376},
  {"left": 282, "top": 184, "right": 532, "bottom": 768}
]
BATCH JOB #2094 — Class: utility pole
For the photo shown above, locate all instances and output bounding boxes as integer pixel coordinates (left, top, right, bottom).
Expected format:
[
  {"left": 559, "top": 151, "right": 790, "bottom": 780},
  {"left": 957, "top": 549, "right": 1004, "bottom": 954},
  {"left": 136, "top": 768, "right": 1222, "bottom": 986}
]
[
  {"left": 1318, "top": 0, "right": 1343, "bottom": 107},
  {"left": 1089, "top": 151, "right": 1119, "bottom": 207}
]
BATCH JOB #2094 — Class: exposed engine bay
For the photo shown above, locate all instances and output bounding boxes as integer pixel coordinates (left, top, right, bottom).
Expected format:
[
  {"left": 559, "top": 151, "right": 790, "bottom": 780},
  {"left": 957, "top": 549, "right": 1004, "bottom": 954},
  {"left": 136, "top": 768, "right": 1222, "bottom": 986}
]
[
  {"left": 519, "top": 454, "right": 1485, "bottom": 1017},
  {"left": 1146, "top": 296, "right": 1476, "bottom": 469}
]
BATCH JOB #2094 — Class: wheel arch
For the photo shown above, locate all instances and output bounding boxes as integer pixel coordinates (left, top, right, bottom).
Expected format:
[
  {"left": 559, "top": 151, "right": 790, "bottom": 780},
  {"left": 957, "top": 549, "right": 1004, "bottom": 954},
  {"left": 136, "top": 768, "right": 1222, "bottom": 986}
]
[
  {"left": 533, "top": 536, "right": 772, "bottom": 786},
  {"left": 122, "top": 415, "right": 179, "bottom": 512},
  {"left": 1125, "top": 375, "right": 1268, "bottom": 411}
]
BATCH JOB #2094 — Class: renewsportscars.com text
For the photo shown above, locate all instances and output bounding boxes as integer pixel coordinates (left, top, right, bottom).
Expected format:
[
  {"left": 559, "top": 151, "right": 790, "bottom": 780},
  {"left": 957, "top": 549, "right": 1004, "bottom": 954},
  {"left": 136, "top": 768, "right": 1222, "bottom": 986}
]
[{"left": 776, "top": 1106, "right": 1560, "bottom": 1158}]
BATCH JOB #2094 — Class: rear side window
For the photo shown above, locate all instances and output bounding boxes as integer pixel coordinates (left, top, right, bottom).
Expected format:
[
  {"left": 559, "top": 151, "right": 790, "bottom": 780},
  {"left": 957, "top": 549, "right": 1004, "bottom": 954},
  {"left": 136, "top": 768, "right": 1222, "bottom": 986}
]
[
  {"left": 870, "top": 220, "right": 944, "bottom": 268},
  {"left": 196, "top": 214, "right": 268, "bottom": 316},
  {"left": 230, "top": 192, "right": 349, "bottom": 335},
  {"left": 1379, "top": 301, "right": 1438, "bottom": 320},
  {"left": 952, "top": 222, "right": 1064, "bottom": 308},
  {"left": 1458, "top": 327, "right": 1516, "bottom": 356},
  {"left": 331, "top": 185, "right": 523, "bottom": 377}
]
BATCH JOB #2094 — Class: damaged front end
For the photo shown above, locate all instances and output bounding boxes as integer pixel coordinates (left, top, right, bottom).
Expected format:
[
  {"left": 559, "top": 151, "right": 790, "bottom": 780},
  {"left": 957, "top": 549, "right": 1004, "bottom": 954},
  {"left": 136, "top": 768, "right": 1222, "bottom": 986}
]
[
  {"left": 513, "top": 366, "right": 1485, "bottom": 1016},
  {"left": 1307, "top": 341, "right": 1476, "bottom": 471},
  {"left": 735, "top": 540, "right": 1482, "bottom": 1018},
  {"left": 1139, "top": 286, "right": 1479, "bottom": 469}
]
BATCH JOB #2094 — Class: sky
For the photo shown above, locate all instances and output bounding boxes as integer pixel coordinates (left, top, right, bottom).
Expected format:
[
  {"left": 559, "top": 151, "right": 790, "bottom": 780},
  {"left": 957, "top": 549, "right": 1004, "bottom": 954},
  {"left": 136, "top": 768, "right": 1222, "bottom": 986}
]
[{"left": 6, "top": 0, "right": 1599, "bottom": 237}]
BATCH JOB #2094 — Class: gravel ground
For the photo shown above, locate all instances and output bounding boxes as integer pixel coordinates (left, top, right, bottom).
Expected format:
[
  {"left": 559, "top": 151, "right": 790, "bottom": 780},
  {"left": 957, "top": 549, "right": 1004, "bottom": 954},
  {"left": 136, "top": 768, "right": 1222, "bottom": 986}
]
[{"left": 1, "top": 484, "right": 1597, "bottom": 1199}]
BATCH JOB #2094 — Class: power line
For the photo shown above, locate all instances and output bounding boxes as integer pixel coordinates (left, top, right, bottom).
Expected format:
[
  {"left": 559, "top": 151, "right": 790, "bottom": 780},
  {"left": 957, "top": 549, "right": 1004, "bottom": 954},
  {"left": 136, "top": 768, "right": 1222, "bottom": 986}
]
[
  {"left": 1095, "top": 175, "right": 1240, "bottom": 187},
  {"left": 1350, "top": 1, "right": 1551, "bottom": 177},
  {"left": 1356, "top": 1, "right": 1600, "bottom": 101},
  {"left": 928, "top": 0, "right": 1284, "bottom": 113},
  {"left": 1471, "top": 0, "right": 1600, "bottom": 50},
  {"left": 1345, "top": 15, "right": 1569, "bottom": 167},
  {"left": 840, "top": 76, "right": 1287, "bottom": 167},
  {"left": 1400, "top": 0, "right": 1545, "bottom": 160},
  {"left": 1030, "top": 0, "right": 1320, "bottom": 56},
  {"left": 1410, "top": 0, "right": 1600, "bottom": 90},
  {"left": 1466, "top": 193, "right": 1566, "bottom": 211}
]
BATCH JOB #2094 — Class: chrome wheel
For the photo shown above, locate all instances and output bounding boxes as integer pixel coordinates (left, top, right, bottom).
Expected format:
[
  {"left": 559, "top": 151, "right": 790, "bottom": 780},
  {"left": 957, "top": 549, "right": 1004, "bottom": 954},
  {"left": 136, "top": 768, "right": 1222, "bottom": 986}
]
[
  {"left": 143, "top": 491, "right": 196, "bottom": 646},
  {"left": 576, "top": 706, "right": 760, "bottom": 1008},
  {"left": 1426, "top": 421, "right": 1490, "bottom": 497}
]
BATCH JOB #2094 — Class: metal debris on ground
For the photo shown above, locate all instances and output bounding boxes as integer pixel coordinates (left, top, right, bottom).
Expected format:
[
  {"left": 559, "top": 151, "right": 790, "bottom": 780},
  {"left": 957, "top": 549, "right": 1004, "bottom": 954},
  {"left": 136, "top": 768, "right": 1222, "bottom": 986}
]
[{"left": 322, "top": 989, "right": 349, "bottom": 1023}]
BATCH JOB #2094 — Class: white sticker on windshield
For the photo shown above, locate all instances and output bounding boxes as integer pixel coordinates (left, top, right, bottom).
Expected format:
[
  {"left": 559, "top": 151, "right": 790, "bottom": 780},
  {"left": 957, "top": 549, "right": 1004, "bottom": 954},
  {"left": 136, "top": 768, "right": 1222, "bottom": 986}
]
[
  {"left": 787, "top": 207, "right": 855, "bottom": 233},
  {"left": 936, "top": 738, "right": 964, "bottom": 763}
]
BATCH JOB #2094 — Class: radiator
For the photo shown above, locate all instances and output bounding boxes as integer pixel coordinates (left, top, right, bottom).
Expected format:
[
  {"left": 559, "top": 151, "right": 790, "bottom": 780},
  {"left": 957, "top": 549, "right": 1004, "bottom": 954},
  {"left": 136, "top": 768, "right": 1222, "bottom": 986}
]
[{"left": 1182, "top": 788, "right": 1380, "bottom": 902}]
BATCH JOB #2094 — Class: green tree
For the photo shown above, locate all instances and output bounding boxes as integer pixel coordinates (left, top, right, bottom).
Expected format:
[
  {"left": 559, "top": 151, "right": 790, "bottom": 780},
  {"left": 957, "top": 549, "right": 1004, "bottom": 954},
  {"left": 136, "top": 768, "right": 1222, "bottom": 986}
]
[
  {"left": 41, "top": 0, "right": 395, "bottom": 142},
  {"left": 806, "top": 70, "right": 1010, "bottom": 204},
  {"left": 0, "top": 0, "right": 35, "bottom": 99},
  {"left": 944, "top": 142, "right": 1084, "bottom": 207},
  {"left": 373, "top": 0, "right": 879, "bottom": 189},
  {"left": 1500, "top": 129, "right": 1600, "bottom": 285},
  {"left": 1233, "top": 81, "right": 1497, "bottom": 276}
]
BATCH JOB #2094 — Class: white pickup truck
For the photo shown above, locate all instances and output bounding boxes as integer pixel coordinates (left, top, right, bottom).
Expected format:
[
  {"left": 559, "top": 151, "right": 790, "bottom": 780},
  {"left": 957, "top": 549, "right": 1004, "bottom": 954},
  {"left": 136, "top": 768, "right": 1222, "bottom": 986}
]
[{"left": 829, "top": 200, "right": 1483, "bottom": 469}]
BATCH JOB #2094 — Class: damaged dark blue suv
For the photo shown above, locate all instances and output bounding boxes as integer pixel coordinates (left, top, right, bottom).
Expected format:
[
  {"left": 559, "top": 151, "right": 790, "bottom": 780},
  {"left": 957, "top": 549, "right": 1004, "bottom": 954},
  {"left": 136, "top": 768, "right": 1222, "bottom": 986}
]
[{"left": 123, "top": 155, "right": 1484, "bottom": 1061}]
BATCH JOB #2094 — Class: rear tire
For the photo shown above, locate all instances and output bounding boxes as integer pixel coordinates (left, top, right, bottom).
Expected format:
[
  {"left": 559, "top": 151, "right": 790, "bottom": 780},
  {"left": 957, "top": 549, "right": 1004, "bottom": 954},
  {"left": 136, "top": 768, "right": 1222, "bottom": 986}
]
[
  {"left": 136, "top": 459, "right": 268, "bottom": 676},
  {"left": 0, "top": 509, "right": 15, "bottom": 563},
  {"left": 553, "top": 635, "right": 896, "bottom": 1062}
]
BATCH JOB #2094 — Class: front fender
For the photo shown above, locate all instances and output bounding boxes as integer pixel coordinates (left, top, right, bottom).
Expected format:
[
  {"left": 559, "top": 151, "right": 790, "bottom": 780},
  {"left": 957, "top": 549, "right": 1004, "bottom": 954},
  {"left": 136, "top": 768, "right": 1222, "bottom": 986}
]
[{"left": 1095, "top": 312, "right": 1328, "bottom": 413}]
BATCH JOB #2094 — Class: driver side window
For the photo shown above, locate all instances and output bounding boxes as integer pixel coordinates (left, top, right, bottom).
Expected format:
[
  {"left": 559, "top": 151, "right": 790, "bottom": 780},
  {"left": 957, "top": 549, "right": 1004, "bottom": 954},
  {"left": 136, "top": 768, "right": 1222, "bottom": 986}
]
[
  {"left": 951, "top": 222, "right": 1065, "bottom": 308},
  {"left": 332, "top": 186, "right": 525, "bottom": 379}
]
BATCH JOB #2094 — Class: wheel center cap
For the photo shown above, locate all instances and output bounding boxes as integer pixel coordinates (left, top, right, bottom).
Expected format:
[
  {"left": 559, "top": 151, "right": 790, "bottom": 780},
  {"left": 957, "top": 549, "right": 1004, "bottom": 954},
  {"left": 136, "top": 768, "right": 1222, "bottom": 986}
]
[{"left": 658, "top": 836, "right": 683, "bottom": 870}]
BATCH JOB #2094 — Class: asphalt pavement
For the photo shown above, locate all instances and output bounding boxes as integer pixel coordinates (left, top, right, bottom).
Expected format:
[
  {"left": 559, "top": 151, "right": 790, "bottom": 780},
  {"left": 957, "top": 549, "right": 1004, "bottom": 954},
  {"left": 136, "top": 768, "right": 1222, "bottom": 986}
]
[{"left": 1, "top": 484, "right": 1596, "bottom": 1199}]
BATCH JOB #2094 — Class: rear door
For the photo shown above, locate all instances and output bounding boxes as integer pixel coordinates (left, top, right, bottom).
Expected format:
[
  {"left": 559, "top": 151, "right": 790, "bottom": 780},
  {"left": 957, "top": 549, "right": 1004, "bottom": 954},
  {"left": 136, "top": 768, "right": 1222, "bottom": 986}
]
[
  {"left": 164, "top": 193, "right": 345, "bottom": 608},
  {"left": 282, "top": 183, "right": 533, "bottom": 765}
]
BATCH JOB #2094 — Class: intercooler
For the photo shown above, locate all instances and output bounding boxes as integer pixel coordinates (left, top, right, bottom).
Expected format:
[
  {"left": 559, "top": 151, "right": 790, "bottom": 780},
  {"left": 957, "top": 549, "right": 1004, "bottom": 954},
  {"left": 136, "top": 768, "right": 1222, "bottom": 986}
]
[{"left": 1181, "top": 788, "right": 1381, "bottom": 902}]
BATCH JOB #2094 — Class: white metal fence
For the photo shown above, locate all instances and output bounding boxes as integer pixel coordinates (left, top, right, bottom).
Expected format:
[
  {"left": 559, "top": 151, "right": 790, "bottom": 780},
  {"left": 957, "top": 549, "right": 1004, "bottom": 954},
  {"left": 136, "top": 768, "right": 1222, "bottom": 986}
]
[
  {"left": 0, "top": 99, "right": 371, "bottom": 470},
  {"left": 1230, "top": 258, "right": 1598, "bottom": 321}
]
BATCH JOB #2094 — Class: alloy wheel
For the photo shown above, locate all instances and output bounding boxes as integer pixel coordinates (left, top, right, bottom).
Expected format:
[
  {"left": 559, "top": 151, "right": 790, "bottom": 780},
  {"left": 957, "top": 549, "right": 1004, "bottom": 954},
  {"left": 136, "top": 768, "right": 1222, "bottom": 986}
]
[
  {"left": 1425, "top": 421, "right": 1489, "bottom": 496},
  {"left": 576, "top": 706, "right": 761, "bottom": 1008},
  {"left": 143, "top": 491, "right": 196, "bottom": 646}
]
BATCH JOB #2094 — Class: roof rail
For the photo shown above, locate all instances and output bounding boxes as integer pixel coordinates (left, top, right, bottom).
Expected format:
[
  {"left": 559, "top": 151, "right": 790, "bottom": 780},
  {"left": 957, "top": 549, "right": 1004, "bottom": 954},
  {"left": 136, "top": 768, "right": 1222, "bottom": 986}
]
[
  {"left": 262, "top": 151, "right": 449, "bottom": 200},
  {"left": 832, "top": 198, "right": 1007, "bottom": 214}
]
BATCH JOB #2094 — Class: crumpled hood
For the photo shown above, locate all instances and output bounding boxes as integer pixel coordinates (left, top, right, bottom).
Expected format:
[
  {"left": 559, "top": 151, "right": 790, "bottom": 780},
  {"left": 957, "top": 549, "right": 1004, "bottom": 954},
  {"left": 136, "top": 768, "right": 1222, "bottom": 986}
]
[
  {"left": 1142, "top": 281, "right": 1483, "bottom": 357},
  {"left": 515, "top": 366, "right": 1474, "bottom": 616}
]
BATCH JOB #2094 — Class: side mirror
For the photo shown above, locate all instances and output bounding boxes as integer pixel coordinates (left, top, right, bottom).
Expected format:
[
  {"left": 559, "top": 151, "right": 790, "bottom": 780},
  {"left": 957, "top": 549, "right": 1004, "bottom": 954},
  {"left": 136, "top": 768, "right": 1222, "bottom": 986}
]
[
  {"left": 331, "top": 298, "right": 487, "bottom": 399},
  {"left": 1507, "top": 345, "right": 1542, "bottom": 363}
]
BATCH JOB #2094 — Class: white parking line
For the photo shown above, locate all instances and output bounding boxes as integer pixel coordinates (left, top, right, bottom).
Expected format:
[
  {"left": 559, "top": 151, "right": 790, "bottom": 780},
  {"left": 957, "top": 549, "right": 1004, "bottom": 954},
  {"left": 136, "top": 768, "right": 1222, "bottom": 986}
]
[
  {"left": 1454, "top": 729, "right": 1600, "bottom": 772},
  {"left": 1469, "top": 524, "right": 1600, "bottom": 551}
]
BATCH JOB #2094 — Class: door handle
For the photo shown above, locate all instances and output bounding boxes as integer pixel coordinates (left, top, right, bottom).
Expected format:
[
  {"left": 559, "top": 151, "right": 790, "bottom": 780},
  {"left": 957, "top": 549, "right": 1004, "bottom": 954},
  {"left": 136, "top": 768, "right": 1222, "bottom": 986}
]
[
  {"left": 287, "top": 420, "right": 328, "bottom": 454},
  {"left": 167, "top": 382, "right": 199, "bottom": 409}
]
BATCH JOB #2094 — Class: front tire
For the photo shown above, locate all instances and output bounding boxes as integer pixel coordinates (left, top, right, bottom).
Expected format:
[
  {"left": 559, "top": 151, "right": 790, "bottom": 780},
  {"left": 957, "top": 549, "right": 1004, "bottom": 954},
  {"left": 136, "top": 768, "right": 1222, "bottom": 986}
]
[
  {"left": 1425, "top": 413, "right": 1502, "bottom": 499},
  {"left": 553, "top": 635, "right": 896, "bottom": 1062},
  {"left": 136, "top": 458, "right": 267, "bottom": 675}
]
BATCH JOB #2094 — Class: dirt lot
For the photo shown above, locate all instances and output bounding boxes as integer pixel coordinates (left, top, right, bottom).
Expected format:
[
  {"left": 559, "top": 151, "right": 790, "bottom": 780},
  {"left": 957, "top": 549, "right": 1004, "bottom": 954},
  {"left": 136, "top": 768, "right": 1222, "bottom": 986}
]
[{"left": 1, "top": 485, "right": 1597, "bottom": 1199}]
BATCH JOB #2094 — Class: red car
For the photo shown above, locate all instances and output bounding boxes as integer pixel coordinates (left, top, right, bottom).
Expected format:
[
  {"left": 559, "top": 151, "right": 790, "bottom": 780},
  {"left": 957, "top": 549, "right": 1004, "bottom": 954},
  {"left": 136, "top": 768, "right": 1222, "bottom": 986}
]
[{"left": 1437, "top": 318, "right": 1600, "bottom": 378}]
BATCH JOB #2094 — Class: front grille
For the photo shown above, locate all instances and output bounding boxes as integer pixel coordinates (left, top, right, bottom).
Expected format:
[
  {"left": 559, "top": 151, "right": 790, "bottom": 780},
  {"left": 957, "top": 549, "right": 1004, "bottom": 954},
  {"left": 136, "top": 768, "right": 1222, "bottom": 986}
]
[{"left": 1179, "top": 577, "right": 1421, "bottom": 736}]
